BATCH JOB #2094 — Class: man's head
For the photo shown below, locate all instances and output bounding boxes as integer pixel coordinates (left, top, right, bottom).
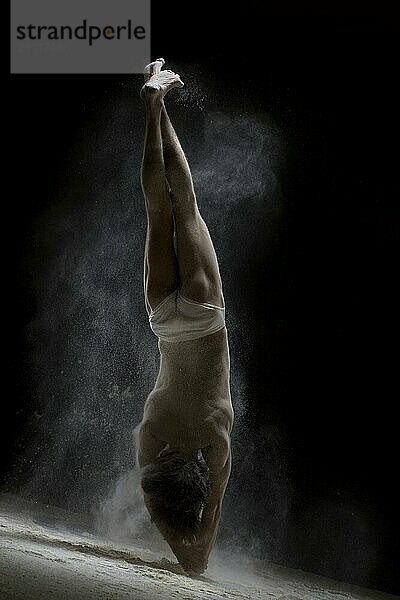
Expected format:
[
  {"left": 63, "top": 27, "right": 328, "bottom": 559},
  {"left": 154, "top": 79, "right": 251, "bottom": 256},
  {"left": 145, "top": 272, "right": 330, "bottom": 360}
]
[{"left": 141, "top": 448, "right": 210, "bottom": 543}]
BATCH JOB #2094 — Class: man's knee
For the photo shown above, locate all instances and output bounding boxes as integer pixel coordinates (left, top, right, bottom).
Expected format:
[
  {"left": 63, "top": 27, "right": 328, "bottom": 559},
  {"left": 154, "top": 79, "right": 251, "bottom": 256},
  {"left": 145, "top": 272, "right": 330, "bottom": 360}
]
[{"left": 181, "top": 270, "right": 222, "bottom": 306}]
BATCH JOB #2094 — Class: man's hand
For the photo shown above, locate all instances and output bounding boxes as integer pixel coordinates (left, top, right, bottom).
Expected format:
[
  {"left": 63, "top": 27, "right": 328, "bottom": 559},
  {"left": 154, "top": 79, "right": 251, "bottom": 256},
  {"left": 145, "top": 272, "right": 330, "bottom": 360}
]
[
  {"left": 155, "top": 520, "right": 208, "bottom": 576},
  {"left": 178, "top": 544, "right": 208, "bottom": 576}
]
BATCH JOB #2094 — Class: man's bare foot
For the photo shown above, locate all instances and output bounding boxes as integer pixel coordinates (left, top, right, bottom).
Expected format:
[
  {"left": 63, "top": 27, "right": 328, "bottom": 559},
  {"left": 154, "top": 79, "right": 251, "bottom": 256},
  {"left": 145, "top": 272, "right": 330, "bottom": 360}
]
[
  {"left": 143, "top": 57, "right": 165, "bottom": 82},
  {"left": 141, "top": 66, "right": 184, "bottom": 101}
]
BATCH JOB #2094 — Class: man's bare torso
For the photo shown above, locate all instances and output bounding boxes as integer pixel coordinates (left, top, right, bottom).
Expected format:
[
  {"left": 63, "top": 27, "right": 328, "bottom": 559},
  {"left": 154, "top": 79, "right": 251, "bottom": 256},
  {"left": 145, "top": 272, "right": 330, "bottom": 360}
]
[{"left": 139, "top": 327, "right": 233, "bottom": 460}]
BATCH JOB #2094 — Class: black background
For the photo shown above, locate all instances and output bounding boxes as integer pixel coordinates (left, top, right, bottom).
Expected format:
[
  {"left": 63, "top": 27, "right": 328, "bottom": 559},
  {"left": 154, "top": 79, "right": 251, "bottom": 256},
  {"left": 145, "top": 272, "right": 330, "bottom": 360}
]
[{"left": 6, "top": 0, "right": 399, "bottom": 595}]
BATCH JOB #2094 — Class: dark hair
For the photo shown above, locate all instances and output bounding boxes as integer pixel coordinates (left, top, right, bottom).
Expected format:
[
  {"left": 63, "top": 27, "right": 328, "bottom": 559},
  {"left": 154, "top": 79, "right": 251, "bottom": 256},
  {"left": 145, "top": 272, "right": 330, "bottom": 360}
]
[{"left": 141, "top": 450, "right": 210, "bottom": 542}]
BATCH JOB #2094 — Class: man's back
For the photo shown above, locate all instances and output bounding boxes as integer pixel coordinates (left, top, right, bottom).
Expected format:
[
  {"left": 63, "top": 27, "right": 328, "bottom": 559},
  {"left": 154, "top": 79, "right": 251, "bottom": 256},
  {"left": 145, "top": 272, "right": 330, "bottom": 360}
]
[{"left": 142, "top": 326, "right": 233, "bottom": 451}]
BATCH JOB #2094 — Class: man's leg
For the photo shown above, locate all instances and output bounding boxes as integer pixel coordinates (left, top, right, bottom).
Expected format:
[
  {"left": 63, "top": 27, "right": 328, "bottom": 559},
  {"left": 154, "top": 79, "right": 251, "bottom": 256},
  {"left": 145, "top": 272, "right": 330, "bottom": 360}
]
[
  {"left": 160, "top": 102, "right": 224, "bottom": 307},
  {"left": 145, "top": 59, "right": 224, "bottom": 308},
  {"left": 141, "top": 73, "right": 181, "bottom": 313}
]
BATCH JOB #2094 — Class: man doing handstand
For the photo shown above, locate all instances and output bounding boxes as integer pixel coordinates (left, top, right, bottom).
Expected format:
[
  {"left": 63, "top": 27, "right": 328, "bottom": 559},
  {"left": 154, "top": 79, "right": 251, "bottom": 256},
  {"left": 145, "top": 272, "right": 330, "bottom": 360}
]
[{"left": 136, "top": 58, "right": 234, "bottom": 577}]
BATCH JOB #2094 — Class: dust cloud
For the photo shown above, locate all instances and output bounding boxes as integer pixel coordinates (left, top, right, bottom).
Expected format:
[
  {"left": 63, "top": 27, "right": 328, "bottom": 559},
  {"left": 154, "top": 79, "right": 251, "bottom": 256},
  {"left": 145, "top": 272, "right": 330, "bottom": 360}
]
[{"left": 5, "top": 74, "right": 290, "bottom": 567}]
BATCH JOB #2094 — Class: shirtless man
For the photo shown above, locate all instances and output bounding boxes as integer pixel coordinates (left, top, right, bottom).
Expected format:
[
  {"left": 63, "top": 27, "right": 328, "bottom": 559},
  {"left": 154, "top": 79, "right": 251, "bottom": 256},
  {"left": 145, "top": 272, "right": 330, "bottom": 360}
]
[{"left": 136, "top": 59, "right": 234, "bottom": 576}]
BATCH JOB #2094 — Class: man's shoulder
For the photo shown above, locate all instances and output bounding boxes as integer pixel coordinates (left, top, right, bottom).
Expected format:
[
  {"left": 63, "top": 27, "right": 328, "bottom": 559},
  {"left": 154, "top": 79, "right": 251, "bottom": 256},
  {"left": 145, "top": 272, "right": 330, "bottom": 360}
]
[
  {"left": 205, "top": 399, "right": 234, "bottom": 434},
  {"left": 202, "top": 428, "right": 231, "bottom": 480}
]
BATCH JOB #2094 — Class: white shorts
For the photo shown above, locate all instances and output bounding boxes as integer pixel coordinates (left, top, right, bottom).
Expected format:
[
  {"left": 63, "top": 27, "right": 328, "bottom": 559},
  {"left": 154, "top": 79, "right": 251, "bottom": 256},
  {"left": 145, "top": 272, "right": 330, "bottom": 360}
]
[{"left": 148, "top": 289, "right": 225, "bottom": 342}]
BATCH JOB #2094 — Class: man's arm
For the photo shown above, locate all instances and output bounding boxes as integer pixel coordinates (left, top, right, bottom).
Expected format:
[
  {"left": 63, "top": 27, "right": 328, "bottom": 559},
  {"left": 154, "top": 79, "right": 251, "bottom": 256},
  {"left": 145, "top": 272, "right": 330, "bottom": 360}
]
[
  {"left": 182, "top": 433, "right": 232, "bottom": 574},
  {"left": 137, "top": 420, "right": 232, "bottom": 575},
  {"left": 136, "top": 420, "right": 165, "bottom": 467},
  {"left": 137, "top": 422, "right": 193, "bottom": 567},
  {"left": 142, "top": 439, "right": 231, "bottom": 576}
]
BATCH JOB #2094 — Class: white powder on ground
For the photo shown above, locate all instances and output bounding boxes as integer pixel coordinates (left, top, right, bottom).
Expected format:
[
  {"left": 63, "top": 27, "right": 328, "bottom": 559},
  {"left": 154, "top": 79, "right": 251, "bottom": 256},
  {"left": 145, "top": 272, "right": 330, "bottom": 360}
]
[{"left": 0, "top": 495, "right": 395, "bottom": 600}]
